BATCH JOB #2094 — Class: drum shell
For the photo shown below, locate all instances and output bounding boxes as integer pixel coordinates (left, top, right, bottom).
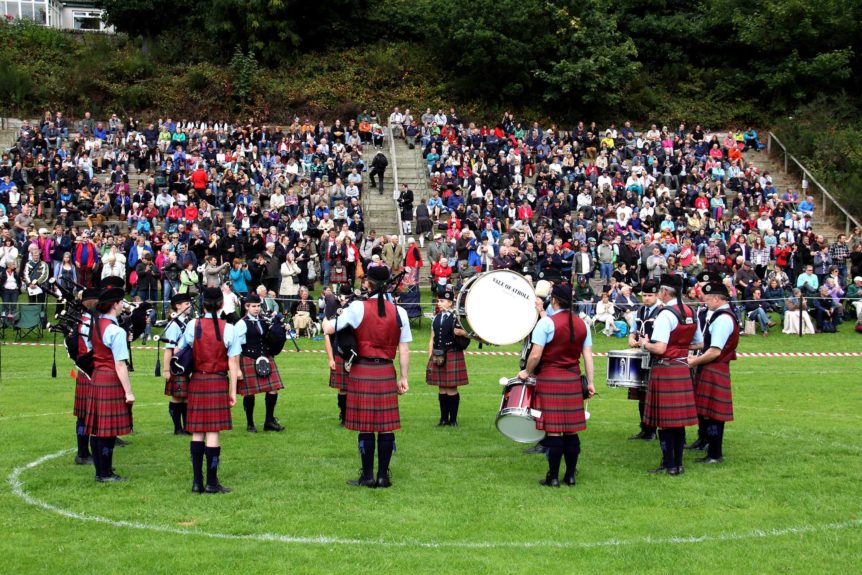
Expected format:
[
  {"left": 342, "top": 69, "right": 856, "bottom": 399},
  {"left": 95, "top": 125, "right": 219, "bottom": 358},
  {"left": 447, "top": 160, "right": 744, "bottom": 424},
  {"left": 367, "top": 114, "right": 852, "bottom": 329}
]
[
  {"left": 496, "top": 379, "right": 545, "bottom": 443},
  {"left": 606, "top": 349, "right": 651, "bottom": 389},
  {"left": 456, "top": 270, "right": 537, "bottom": 346}
]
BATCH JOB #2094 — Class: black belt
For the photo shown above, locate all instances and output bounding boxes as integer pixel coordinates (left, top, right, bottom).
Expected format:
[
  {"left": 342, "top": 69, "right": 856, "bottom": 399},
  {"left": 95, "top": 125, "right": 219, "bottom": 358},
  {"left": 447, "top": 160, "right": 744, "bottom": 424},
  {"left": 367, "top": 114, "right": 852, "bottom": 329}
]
[
  {"left": 355, "top": 357, "right": 393, "bottom": 365},
  {"left": 195, "top": 370, "right": 228, "bottom": 376}
]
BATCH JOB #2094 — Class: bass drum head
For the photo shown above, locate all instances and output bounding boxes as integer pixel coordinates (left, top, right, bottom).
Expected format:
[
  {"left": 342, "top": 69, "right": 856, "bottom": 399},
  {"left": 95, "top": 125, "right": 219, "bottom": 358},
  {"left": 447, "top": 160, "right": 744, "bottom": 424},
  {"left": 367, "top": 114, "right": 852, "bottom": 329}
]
[
  {"left": 496, "top": 411, "right": 546, "bottom": 443},
  {"left": 462, "top": 270, "right": 537, "bottom": 345}
]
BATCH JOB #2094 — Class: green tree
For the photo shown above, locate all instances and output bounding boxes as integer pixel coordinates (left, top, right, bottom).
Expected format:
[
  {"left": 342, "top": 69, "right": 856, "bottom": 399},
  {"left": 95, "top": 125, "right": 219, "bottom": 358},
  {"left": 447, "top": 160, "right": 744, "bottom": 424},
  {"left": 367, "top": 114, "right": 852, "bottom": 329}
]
[
  {"left": 229, "top": 46, "right": 259, "bottom": 103},
  {"left": 97, "top": 0, "right": 198, "bottom": 38}
]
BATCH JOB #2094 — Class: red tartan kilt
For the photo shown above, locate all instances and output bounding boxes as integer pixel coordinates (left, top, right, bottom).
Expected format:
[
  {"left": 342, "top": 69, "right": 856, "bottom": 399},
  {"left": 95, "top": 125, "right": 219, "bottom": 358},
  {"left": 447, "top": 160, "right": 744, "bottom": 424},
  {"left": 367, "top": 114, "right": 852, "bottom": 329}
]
[
  {"left": 237, "top": 356, "right": 285, "bottom": 395},
  {"left": 627, "top": 387, "right": 646, "bottom": 401},
  {"left": 694, "top": 363, "right": 734, "bottom": 422},
  {"left": 187, "top": 372, "right": 232, "bottom": 432},
  {"left": 426, "top": 349, "right": 469, "bottom": 387},
  {"left": 329, "top": 355, "right": 348, "bottom": 390},
  {"left": 345, "top": 361, "right": 400, "bottom": 432},
  {"left": 644, "top": 364, "right": 698, "bottom": 428},
  {"left": 164, "top": 374, "right": 189, "bottom": 399},
  {"left": 83, "top": 369, "right": 133, "bottom": 437},
  {"left": 73, "top": 371, "right": 91, "bottom": 418},
  {"left": 330, "top": 265, "right": 348, "bottom": 284},
  {"left": 533, "top": 366, "right": 585, "bottom": 433}
]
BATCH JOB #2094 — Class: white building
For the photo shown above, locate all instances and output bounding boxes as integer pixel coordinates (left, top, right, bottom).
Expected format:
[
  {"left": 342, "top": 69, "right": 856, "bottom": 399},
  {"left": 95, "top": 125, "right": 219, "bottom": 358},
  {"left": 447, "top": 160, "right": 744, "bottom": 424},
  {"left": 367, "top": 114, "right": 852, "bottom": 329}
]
[{"left": 1, "top": 1, "right": 111, "bottom": 32}]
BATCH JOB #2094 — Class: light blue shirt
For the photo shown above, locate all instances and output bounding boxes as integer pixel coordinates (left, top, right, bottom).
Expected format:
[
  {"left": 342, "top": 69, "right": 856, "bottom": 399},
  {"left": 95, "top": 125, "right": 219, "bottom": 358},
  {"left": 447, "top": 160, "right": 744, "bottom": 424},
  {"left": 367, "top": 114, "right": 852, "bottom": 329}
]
[
  {"left": 335, "top": 299, "right": 413, "bottom": 344},
  {"left": 705, "top": 304, "right": 734, "bottom": 350},
  {"left": 178, "top": 313, "right": 242, "bottom": 357},
  {"left": 531, "top": 308, "right": 593, "bottom": 348},
  {"left": 98, "top": 314, "right": 129, "bottom": 362},
  {"left": 162, "top": 320, "right": 184, "bottom": 349},
  {"left": 79, "top": 312, "right": 92, "bottom": 352},
  {"left": 651, "top": 299, "right": 703, "bottom": 346},
  {"left": 234, "top": 314, "right": 267, "bottom": 345}
]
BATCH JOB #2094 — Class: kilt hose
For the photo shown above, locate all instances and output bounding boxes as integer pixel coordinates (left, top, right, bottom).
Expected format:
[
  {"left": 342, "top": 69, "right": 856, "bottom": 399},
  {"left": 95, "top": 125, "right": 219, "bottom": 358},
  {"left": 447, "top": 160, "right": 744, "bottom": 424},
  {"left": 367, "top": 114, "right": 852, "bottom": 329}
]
[
  {"left": 164, "top": 373, "right": 189, "bottom": 399},
  {"left": 694, "top": 362, "right": 734, "bottom": 422},
  {"left": 84, "top": 369, "right": 133, "bottom": 437},
  {"left": 627, "top": 387, "right": 647, "bottom": 401},
  {"left": 329, "top": 355, "right": 348, "bottom": 391},
  {"left": 533, "top": 366, "right": 586, "bottom": 434},
  {"left": 238, "top": 355, "right": 285, "bottom": 396},
  {"left": 344, "top": 360, "right": 400, "bottom": 433},
  {"left": 187, "top": 371, "right": 233, "bottom": 433},
  {"left": 426, "top": 349, "right": 469, "bottom": 388},
  {"left": 644, "top": 363, "right": 698, "bottom": 428},
  {"left": 73, "top": 371, "right": 91, "bottom": 418}
]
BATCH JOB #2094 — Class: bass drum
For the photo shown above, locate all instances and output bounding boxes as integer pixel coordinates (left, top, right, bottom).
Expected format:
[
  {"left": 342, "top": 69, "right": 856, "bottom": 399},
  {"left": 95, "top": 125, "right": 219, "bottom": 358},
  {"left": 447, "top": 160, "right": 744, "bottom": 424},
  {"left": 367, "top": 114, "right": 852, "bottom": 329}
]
[{"left": 456, "top": 270, "right": 537, "bottom": 346}]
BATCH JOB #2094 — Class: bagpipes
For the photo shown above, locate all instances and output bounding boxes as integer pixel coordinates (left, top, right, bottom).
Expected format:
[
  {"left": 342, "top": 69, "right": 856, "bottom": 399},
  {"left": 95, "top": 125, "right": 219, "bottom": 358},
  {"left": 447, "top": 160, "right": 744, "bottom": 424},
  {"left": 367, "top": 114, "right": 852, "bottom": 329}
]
[
  {"left": 43, "top": 278, "right": 95, "bottom": 379},
  {"left": 260, "top": 309, "right": 300, "bottom": 354},
  {"left": 153, "top": 307, "right": 195, "bottom": 378},
  {"left": 332, "top": 269, "right": 408, "bottom": 372}
]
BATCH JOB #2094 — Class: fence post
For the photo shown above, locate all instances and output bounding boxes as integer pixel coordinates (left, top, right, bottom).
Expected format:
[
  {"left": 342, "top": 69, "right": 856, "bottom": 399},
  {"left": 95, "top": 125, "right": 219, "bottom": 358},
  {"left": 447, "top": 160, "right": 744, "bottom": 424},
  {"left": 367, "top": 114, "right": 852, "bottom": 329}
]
[
  {"left": 784, "top": 150, "right": 788, "bottom": 174},
  {"left": 767, "top": 132, "right": 771, "bottom": 155}
]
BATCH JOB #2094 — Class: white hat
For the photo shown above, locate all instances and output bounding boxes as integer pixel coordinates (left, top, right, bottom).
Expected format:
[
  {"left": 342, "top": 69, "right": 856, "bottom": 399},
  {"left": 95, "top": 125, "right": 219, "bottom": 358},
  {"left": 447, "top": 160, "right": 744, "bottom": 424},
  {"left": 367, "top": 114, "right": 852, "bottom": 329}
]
[
  {"left": 433, "top": 233, "right": 442, "bottom": 240},
  {"left": 407, "top": 237, "right": 416, "bottom": 244},
  {"left": 38, "top": 228, "right": 48, "bottom": 235},
  {"left": 854, "top": 276, "right": 862, "bottom": 283}
]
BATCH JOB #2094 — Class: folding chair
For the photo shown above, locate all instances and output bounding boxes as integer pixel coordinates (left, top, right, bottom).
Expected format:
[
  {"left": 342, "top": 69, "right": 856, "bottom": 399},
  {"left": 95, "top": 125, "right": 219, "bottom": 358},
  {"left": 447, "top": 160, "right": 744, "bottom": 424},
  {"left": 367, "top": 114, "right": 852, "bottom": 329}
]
[
  {"left": 14, "top": 303, "right": 44, "bottom": 341},
  {"left": 399, "top": 283, "right": 422, "bottom": 328}
]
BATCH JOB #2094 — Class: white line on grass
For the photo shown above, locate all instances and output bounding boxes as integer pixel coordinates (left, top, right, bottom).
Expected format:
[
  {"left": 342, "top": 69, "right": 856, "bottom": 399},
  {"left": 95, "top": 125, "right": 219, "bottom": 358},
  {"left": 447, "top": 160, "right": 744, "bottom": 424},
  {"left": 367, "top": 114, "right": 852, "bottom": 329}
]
[
  {"left": 0, "top": 403, "right": 162, "bottom": 422},
  {"left": 8, "top": 449, "right": 862, "bottom": 550}
]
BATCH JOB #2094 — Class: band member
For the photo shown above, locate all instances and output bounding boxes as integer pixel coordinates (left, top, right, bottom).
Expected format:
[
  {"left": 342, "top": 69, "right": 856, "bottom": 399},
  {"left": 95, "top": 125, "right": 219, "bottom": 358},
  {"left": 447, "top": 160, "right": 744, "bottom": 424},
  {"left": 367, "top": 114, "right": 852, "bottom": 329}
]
[
  {"left": 323, "top": 287, "right": 349, "bottom": 425},
  {"left": 518, "top": 284, "right": 595, "bottom": 487},
  {"left": 627, "top": 280, "right": 661, "bottom": 440},
  {"left": 688, "top": 270, "right": 721, "bottom": 450},
  {"left": 176, "top": 287, "right": 241, "bottom": 494},
  {"left": 162, "top": 293, "right": 194, "bottom": 435},
  {"left": 426, "top": 288, "right": 469, "bottom": 426},
  {"left": 323, "top": 265, "right": 411, "bottom": 488},
  {"left": 687, "top": 282, "right": 738, "bottom": 464},
  {"left": 73, "top": 288, "right": 99, "bottom": 465},
  {"left": 639, "top": 275, "right": 702, "bottom": 475},
  {"left": 83, "top": 287, "right": 135, "bottom": 482},
  {"left": 235, "top": 294, "right": 286, "bottom": 433}
]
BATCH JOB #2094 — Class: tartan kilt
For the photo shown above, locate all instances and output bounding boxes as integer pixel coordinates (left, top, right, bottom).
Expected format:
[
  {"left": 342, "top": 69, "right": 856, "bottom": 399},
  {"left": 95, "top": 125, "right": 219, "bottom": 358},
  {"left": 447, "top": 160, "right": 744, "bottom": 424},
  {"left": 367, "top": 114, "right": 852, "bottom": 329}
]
[
  {"left": 83, "top": 369, "right": 133, "bottom": 437},
  {"left": 694, "top": 362, "right": 734, "bottom": 422},
  {"left": 330, "top": 265, "right": 348, "bottom": 284},
  {"left": 329, "top": 355, "right": 348, "bottom": 391},
  {"left": 164, "top": 374, "right": 189, "bottom": 399},
  {"left": 627, "top": 387, "right": 647, "bottom": 402},
  {"left": 186, "top": 372, "right": 232, "bottom": 432},
  {"left": 344, "top": 361, "right": 400, "bottom": 432},
  {"left": 644, "top": 364, "right": 698, "bottom": 428},
  {"left": 426, "top": 349, "right": 469, "bottom": 388},
  {"left": 73, "top": 371, "right": 91, "bottom": 418},
  {"left": 237, "top": 355, "right": 285, "bottom": 395},
  {"left": 533, "top": 366, "right": 586, "bottom": 434}
]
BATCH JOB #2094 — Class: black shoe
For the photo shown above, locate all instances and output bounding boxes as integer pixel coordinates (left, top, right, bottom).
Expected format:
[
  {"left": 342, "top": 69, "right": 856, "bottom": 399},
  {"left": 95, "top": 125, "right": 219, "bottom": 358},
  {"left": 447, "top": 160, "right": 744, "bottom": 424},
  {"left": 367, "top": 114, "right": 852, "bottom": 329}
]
[
  {"left": 115, "top": 438, "right": 130, "bottom": 447},
  {"left": 643, "top": 432, "right": 656, "bottom": 440},
  {"left": 191, "top": 483, "right": 204, "bottom": 494},
  {"left": 562, "top": 474, "right": 576, "bottom": 486},
  {"left": 246, "top": 425, "right": 258, "bottom": 433},
  {"left": 694, "top": 456, "right": 724, "bottom": 464},
  {"left": 628, "top": 431, "right": 648, "bottom": 440},
  {"left": 74, "top": 455, "right": 93, "bottom": 465},
  {"left": 685, "top": 438, "right": 707, "bottom": 451},
  {"left": 648, "top": 466, "right": 669, "bottom": 475},
  {"left": 539, "top": 474, "right": 560, "bottom": 487},
  {"left": 263, "top": 419, "right": 285, "bottom": 432},
  {"left": 448, "top": 421, "right": 458, "bottom": 428},
  {"left": 205, "top": 484, "right": 232, "bottom": 494},
  {"left": 96, "top": 474, "right": 127, "bottom": 483},
  {"left": 437, "top": 419, "right": 448, "bottom": 427},
  {"left": 347, "top": 476, "right": 376, "bottom": 488},
  {"left": 376, "top": 474, "right": 392, "bottom": 488},
  {"left": 523, "top": 444, "right": 547, "bottom": 455},
  {"left": 174, "top": 429, "right": 192, "bottom": 436},
  {"left": 668, "top": 466, "right": 685, "bottom": 476}
]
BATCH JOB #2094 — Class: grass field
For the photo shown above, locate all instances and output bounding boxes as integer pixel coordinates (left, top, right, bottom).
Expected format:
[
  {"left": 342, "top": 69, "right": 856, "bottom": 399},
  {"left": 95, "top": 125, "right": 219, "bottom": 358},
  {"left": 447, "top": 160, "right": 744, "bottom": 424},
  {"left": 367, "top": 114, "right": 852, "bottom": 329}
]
[{"left": 1, "top": 317, "right": 860, "bottom": 574}]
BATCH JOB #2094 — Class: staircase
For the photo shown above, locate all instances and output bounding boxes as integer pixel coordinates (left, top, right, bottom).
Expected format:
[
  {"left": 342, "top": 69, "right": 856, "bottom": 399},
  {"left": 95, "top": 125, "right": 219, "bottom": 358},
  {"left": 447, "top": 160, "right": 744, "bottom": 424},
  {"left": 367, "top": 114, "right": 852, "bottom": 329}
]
[
  {"left": 361, "top": 146, "right": 400, "bottom": 239},
  {"left": 741, "top": 149, "right": 844, "bottom": 240}
]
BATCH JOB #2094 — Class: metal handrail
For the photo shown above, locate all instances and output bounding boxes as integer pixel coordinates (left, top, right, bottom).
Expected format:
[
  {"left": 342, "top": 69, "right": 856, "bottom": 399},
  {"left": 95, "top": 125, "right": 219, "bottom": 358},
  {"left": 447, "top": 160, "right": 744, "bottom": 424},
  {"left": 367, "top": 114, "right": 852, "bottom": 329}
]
[
  {"left": 767, "top": 132, "right": 861, "bottom": 235},
  {"left": 387, "top": 124, "right": 404, "bottom": 243}
]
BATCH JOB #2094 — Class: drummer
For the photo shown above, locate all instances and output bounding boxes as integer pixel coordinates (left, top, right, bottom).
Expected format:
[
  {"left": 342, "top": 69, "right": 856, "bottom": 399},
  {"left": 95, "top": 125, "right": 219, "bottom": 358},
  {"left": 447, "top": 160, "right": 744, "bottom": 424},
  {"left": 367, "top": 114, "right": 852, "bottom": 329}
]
[
  {"left": 426, "top": 288, "right": 470, "bottom": 426},
  {"left": 522, "top": 272, "right": 559, "bottom": 456},
  {"left": 687, "top": 270, "right": 721, "bottom": 451},
  {"left": 626, "top": 280, "right": 661, "bottom": 440},
  {"left": 639, "top": 274, "right": 702, "bottom": 476},
  {"left": 687, "top": 281, "right": 738, "bottom": 464},
  {"left": 518, "top": 284, "right": 595, "bottom": 487}
]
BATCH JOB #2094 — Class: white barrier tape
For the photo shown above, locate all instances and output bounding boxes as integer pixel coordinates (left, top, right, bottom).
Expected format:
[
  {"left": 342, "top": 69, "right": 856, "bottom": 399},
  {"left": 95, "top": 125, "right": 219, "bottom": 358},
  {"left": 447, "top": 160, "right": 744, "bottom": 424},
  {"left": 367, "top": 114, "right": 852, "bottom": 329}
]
[{"left": 0, "top": 341, "right": 860, "bottom": 358}]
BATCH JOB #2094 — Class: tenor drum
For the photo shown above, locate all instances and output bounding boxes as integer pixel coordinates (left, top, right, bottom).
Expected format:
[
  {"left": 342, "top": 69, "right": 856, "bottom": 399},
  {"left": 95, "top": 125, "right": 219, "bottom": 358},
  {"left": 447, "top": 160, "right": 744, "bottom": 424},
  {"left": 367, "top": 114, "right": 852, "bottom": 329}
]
[
  {"left": 456, "top": 270, "right": 537, "bottom": 346},
  {"left": 496, "top": 377, "right": 546, "bottom": 443},
  {"left": 606, "top": 349, "right": 651, "bottom": 389}
]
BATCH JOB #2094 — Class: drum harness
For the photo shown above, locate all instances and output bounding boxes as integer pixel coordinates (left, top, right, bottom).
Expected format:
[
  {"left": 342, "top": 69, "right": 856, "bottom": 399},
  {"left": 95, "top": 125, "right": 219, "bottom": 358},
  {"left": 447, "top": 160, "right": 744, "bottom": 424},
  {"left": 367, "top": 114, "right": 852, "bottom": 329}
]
[{"left": 650, "top": 304, "right": 694, "bottom": 367}]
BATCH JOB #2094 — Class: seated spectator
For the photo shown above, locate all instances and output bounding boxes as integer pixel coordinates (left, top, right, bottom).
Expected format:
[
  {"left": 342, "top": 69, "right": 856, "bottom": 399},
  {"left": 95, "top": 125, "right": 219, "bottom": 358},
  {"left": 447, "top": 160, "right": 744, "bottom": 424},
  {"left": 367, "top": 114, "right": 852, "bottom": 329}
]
[{"left": 743, "top": 287, "right": 776, "bottom": 336}]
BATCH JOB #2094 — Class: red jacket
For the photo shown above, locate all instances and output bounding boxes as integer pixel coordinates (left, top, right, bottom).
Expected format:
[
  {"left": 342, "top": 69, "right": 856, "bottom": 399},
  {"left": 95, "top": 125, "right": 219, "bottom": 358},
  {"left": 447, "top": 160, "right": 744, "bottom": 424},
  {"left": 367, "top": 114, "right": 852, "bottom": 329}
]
[{"left": 190, "top": 168, "right": 208, "bottom": 190}]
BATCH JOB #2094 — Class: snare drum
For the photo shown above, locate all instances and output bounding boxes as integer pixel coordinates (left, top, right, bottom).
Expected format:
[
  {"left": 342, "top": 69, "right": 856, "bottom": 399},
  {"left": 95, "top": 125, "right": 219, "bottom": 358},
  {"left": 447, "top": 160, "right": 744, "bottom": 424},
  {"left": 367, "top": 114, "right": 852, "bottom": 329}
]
[
  {"left": 456, "top": 270, "right": 537, "bottom": 346},
  {"left": 496, "top": 377, "right": 546, "bottom": 443},
  {"left": 606, "top": 349, "right": 652, "bottom": 389}
]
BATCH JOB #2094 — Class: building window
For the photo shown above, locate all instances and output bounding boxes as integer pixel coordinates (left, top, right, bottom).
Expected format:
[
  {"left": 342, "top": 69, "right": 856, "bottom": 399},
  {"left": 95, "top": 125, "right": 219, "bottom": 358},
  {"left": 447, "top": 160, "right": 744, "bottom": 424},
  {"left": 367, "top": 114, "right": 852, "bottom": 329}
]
[{"left": 72, "top": 10, "right": 101, "bottom": 30}]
